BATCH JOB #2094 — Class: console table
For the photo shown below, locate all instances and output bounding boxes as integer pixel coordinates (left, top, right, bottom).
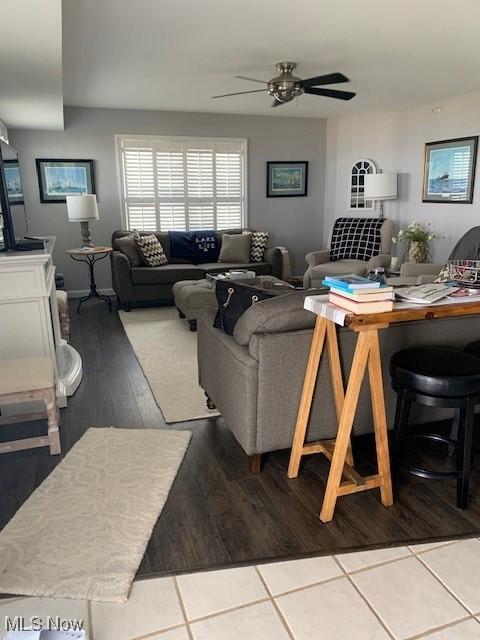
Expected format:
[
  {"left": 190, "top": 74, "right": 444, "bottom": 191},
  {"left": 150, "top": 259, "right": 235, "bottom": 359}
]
[
  {"left": 288, "top": 296, "right": 480, "bottom": 522},
  {"left": 0, "top": 237, "right": 82, "bottom": 409}
]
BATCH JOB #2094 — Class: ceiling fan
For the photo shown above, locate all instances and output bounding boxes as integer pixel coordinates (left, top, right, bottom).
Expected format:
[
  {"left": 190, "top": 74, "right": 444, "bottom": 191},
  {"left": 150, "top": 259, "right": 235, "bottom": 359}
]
[{"left": 212, "top": 62, "right": 356, "bottom": 107}]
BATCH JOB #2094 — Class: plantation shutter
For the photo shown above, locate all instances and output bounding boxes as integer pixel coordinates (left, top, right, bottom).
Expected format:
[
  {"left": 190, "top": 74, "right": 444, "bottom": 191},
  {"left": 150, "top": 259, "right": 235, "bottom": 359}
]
[{"left": 118, "top": 136, "right": 246, "bottom": 231}]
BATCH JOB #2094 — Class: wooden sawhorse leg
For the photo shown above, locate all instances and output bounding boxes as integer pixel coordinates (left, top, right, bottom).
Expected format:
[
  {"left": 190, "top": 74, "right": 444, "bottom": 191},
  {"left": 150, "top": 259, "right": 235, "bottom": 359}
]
[
  {"left": 288, "top": 317, "right": 393, "bottom": 523},
  {"left": 288, "top": 316, "right": 354, "bottom": 479}
]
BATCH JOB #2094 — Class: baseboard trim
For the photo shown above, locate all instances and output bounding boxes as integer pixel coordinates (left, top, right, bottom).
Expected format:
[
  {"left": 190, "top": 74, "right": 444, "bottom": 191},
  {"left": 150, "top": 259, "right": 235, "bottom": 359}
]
[{"left": 67, "top": 288, "right": 115, "bottom": 298}]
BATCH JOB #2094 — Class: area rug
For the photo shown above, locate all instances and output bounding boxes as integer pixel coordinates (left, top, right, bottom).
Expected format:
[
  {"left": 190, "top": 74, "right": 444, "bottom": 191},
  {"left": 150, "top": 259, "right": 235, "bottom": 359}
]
[
  {"left": 119, "top": 307, "right": 220, "bottom": 423},
  {"left": 0, "top": 427, "right": 191, "bottom": 602}
]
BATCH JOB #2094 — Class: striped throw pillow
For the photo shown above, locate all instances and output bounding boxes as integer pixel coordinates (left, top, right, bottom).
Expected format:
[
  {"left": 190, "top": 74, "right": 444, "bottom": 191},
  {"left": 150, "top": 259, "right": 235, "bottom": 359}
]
[{"left": 133, "top": 231, "right": 168, "bottom": 267}]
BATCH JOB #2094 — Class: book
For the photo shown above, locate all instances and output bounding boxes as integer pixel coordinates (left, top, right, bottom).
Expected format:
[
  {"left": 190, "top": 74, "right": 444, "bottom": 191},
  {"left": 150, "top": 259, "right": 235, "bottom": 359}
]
[
  {"left": 334, "top": 284, "right": 393, "bottom": 296},
  {"left": 395, "top": 284, "right": 457, "bottom": 305},
  {"left": 323, "top": 274, "right": 381, "bottom": 290},
  {"left": 329, "top": 287, "right": 394, "bottom": 302},
  {"left": 329, "top": 292, "right": 394, "bottom": 314}
]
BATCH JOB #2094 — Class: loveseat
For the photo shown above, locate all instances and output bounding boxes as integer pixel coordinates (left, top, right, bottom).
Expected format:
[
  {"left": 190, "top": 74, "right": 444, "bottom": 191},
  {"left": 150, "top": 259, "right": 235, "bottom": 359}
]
[
  {"left": 110, "top": 228, "right": 288, "bottom": 310},
  {"left": 197, "top": 290, "right": 480, "bottom": 469}
]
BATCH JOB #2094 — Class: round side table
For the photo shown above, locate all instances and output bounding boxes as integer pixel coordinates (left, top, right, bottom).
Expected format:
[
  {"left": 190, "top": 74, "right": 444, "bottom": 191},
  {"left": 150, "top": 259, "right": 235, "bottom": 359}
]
[{"left": 66, "top": 247, "right": 113, "bottom": 313}]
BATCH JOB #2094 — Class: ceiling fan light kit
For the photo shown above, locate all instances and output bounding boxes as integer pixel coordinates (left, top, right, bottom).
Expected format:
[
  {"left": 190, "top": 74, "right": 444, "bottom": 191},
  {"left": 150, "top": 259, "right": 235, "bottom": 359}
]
[{"left": 213, "top": 62, "right": 356, "bottom": 107}]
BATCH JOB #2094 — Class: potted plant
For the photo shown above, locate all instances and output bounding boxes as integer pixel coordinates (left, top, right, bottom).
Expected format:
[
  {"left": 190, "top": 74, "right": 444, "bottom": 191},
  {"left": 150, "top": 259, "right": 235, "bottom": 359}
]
[{"left": 392, "top": 222, "right": 445, "bottom": 263}]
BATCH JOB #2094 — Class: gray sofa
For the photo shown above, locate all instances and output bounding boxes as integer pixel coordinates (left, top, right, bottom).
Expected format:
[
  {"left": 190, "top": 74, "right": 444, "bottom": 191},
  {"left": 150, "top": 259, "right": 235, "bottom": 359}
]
[
  {"left": 110, "top": 228, "right": 288, "bottom": 310},
  {"left": 197, "top": 290, "right": 480, "bottom": 468}
]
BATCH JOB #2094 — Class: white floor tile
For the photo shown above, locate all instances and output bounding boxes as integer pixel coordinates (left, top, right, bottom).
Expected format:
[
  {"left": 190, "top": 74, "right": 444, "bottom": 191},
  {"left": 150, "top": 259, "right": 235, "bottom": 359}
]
[
  {"left": 190, "top": 601, "right": 289, "bottom": 640},
  {"left": 421, "top": 618, "right": 480, "bottom": 639},
  {"left": 90, "top": 577, "right": 183, "bottom": 640},
  {"left": 420, "top": 538, "right": 480, "bottom": 614},
  {"left": 336, "top": 546, "right": 411, "bottom": 573},
  {"left": 0, "top": 597, "right": 89, "bottom": 638},
  {"left": 276, "top": 576, "right": 389, "bottom": 639},
  {"left": 352, "top": 557, "right": 466, "bottom": 639},
  {"left": 176, "top": 566, "right": 267, "bottom": 620},
  {"left": 257, "top": 555, "right": 342, "bottom": 595},
  {"left": 148, "top": 627, "right": 191, "bottom": 640},
  {"left": 408, "top": 540, "right": 459, "bottom": 554}
]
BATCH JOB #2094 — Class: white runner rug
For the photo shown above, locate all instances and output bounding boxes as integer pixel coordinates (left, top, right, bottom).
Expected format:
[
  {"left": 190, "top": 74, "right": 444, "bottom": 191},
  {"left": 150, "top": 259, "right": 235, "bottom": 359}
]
[
  {"left": 0, "top": 427, "right": 191, "bottom": 602},
  {"left": 119, "top": 307, "right": 220, "bottom": 423}
]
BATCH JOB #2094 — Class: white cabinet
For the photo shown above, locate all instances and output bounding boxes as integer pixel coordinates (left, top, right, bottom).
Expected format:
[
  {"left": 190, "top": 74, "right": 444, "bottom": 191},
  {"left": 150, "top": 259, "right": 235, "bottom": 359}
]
[{"left": 0, "top": 237, "right": 82, "bottom": 408}]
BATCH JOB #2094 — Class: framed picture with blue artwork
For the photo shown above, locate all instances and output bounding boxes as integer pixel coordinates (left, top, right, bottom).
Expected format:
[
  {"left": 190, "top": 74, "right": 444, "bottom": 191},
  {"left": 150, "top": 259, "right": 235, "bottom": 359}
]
[
  {"left": 422, "top": 137, "right": 478, "bottom": 203},
  {"left": 36, "top": 159, "right": 96, "bottom": 203},
  {"left": 266, "top": 161, "right": 308, "bottom": 197},
  {"left": 3, "top": 159, "right": 24, "bottom": 205}
]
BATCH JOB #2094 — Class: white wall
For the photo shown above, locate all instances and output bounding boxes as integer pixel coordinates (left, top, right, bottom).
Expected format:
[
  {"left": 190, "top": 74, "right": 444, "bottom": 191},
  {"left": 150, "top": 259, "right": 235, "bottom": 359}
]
[
  {"left": 324, "top": 91, "right": 480, "bottom": 262},
  {"left": 10, "top": 107, "right": 326, "bottom": 292}
]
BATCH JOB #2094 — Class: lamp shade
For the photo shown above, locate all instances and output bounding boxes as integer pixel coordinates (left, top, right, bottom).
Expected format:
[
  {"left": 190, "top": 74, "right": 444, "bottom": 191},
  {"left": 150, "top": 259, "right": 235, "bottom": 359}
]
[
  {"left": 66, "top": 194, "right": 99, "bottom": 222},
  {"left": 364, "top": 173, "right": 397, "bottom": 201}
]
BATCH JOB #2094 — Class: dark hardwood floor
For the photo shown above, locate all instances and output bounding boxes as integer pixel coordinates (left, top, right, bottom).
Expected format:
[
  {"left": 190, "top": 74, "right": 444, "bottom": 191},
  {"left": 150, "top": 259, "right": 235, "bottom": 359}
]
[{"left": 1, "top": 299, "right": 480, "bottom": 586}]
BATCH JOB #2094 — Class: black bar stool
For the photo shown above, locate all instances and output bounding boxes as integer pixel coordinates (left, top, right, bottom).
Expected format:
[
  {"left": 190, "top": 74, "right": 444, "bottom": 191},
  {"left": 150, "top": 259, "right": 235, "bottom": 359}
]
[{"left": 390, "top": 346, "right": 480, "bottom": 509}]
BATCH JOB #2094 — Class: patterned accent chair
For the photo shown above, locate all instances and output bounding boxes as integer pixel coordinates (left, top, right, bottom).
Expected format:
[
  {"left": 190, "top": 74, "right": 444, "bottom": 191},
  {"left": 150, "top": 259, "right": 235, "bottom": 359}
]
[{"left": 303, "top": 217, "right": 394, "bottom": 288}]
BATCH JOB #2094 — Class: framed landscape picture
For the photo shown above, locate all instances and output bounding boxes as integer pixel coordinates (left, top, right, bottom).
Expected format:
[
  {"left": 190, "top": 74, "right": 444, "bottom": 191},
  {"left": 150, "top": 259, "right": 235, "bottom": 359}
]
[
  {"left": 267, "top": 161, "right": 308, "bottom": 197},
  {"left": 3, "top": 159, "right": 24, "bottom": 205},
  {"left": 36, "top": 159, "right": 96, "bottom": 203},
  {"left": 422, "top": 136, "right": 478, "bottom": 203}
]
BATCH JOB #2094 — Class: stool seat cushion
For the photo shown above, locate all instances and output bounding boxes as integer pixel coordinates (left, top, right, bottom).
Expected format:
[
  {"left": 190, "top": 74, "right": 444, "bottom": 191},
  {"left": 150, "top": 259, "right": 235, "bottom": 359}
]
[
  {"left": 465, "top": 340, "right": 480, "bottom": 358},
  {"left": 0, "top": 357, "right": 54, "bottom": 395},
  {"left": 390, "top": 347, "right": 480, "bottom": 397}
]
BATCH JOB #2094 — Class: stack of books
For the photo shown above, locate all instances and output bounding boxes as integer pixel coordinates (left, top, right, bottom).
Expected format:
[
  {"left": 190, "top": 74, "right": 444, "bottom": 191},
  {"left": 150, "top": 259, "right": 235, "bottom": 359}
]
[{"left": 322, "top": 274, "right": 394, "bottom": 314}]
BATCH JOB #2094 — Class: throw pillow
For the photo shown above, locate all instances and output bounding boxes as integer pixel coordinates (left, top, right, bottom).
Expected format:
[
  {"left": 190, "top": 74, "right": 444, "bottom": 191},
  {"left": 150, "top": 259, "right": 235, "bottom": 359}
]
[
  {"left": 243, "top": 231, "right": 269, "bottom": 262},
  {"left": 218, "top": 233, "right": 252, "bottom": 263},
  {"left": 434, "top": 264, "right": 451, "bottom": 283},
  {"left": 134, "top": 231, "right": 168, "bottom": 267},
  {"left": 116, "top": 235, "right": 143, "bottom": 267}
]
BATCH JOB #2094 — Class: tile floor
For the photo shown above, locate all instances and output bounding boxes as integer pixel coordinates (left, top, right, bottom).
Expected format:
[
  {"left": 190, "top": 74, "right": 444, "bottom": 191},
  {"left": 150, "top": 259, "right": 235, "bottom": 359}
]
[{"left": 1, "top": 538, "right": 480, "bottom": 640}]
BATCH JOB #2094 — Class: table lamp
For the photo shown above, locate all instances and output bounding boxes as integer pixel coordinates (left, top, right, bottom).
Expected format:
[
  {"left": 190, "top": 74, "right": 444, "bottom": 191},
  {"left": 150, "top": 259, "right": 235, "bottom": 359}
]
[
  {"left": 364, "top": 172, "right": 397, "bottom": 219},
  {"left": 66, "top": 194, "right": 99, "bottom": 248}
]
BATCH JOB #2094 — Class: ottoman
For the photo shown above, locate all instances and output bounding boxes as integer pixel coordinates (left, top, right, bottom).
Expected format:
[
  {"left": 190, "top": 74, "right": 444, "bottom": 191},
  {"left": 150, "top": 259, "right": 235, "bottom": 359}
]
[
  {"left": 173, "top": 275, "right": 291, "bottom": 331},
  {"left": 173, "top": 279, "right": 217, "bottom": 331}
]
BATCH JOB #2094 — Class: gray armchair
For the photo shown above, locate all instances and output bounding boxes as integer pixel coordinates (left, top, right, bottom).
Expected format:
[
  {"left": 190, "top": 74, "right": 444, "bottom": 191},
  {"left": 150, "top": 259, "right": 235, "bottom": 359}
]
[{"left": 303, "top": 218, "right": 394, "bottom": 288}]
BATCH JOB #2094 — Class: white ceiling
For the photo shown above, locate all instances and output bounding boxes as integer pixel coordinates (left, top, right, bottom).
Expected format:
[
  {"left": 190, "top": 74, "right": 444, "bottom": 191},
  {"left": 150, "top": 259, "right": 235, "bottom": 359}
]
[
  {"left": 3, "top": 1, "right": 480, "bottom": 130},
  {"left": 0, "top": 0, "right": 63, "bottom": 130},
  {"left": 62, "top": 0, "right": 480, "bottom": 119}
]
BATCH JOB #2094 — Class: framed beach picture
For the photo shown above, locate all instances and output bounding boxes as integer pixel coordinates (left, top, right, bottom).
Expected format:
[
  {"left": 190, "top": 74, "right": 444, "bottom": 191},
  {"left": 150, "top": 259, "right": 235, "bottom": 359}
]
[
  {"left": 422, "top": 137, "right": 478, "bottom": 203},
  {"left": 3, "top": 159, "right": 24, "bottom": 205},
  {"left": 267, "top": 161, "right": 308, "bottom": 197},
  {"left": 36, "top": 159, "right": 96, "bottom": 203}
]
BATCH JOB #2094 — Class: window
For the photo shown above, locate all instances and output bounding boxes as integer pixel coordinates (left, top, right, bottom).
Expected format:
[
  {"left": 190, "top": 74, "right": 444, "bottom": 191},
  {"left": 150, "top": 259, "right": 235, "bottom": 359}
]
[
  {"left": 349, "top": 159, "right": 376, "bottom": 210},
  {"left": 116, "top": 135, "right": 247, "bottom": 231}
]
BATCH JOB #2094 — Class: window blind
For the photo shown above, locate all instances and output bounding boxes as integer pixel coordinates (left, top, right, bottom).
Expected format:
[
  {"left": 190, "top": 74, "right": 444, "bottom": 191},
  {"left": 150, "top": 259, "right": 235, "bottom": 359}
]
[{"left": 117, "top": 135, "right": 247, "bottom": 231}]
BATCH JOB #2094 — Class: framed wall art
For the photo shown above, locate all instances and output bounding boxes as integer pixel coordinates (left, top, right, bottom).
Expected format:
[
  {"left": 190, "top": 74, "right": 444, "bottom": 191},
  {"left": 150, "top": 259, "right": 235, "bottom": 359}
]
[
  {"left": 422, "top": 136, "right": 478, "bottom": 204},
  {"left": 3, "top": 159, "right": 24, "bottom": 205},
  {"left": 36, "top": 159, "right": 96, "bottom": 203},
  {"left": 266, "top": 161, "right": 308, "bottom": 197}
]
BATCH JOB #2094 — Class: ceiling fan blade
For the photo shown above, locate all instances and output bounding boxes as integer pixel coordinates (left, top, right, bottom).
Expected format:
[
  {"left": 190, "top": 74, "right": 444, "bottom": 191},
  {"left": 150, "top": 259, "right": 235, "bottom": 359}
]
[
  {"left": 234, "top": 75, "right": 268, "bottom": 84},
  {"left": 300, "top": 72, "right": 350, "bottom": 88},
  {"left": 212, "top": 89, "right": 266, "bottom": 99},
  {"left": 304, "top": 87, "right": 356, "bottom": 100}
]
